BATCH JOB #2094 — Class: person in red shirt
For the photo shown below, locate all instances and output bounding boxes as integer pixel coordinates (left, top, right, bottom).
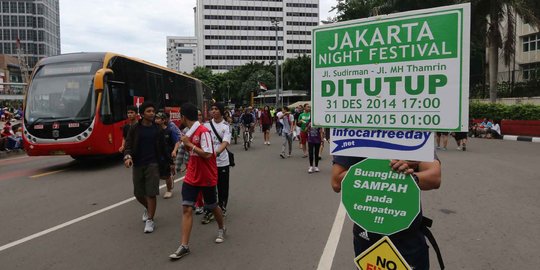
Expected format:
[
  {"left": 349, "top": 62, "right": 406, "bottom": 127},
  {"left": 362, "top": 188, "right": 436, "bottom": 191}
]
[
  {"left": 260, "top": 105, "right": 273, "bottom": 145},
  {"left": 169, "top": 102, "right": 226, "bottom": 260}
]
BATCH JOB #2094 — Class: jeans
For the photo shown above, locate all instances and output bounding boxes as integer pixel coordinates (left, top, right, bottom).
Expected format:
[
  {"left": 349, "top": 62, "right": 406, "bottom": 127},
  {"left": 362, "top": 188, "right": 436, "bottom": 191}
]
[
  {"left": 281, "top": 133, "right": 292, "bottom": 156},
  {"left": 308, "top": 142, "right": 321, "bottom": 167}
]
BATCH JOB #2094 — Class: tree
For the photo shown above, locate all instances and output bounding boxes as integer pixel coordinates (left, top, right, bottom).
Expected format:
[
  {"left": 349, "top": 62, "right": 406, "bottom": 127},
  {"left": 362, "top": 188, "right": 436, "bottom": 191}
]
[
  {"left": 282, "top": 55, "right": 311, "bottom": 91},
  {"left": 471, "top": 0, "right": 540, "bottom": 102},
  {"left": 331, "top": 0, "right": 455, "bottom": 21}
]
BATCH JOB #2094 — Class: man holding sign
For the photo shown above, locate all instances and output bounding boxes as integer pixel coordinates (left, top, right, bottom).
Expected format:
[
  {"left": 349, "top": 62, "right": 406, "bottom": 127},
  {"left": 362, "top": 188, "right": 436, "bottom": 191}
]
[{"left": 331, "top": 156, "right": 441, "bottom": 269}]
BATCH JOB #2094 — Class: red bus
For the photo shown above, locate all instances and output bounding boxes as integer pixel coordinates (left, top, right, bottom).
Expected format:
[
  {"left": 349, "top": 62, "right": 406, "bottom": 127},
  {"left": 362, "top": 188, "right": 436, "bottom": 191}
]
[{"left": 22, "top": 52, "right": 212, "bottom": 159}]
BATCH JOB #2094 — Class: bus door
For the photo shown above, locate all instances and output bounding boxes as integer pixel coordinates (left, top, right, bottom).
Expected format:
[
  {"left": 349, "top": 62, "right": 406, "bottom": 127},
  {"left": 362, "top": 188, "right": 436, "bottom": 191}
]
[
  {"left": 146, "top": 71, "right": 164, "bottom": 109},
  {"left": 101, "top": 80, "right": 127, "bottom": 151},
  {"left": 109, "top": 81, "right": 128, "bottom": 150}
]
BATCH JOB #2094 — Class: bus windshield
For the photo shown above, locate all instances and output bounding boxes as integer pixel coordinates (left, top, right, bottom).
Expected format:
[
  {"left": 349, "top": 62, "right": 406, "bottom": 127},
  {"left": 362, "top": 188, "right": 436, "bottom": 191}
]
[{"left": 25, "top": 62, "right": 100, "bottom": 124}]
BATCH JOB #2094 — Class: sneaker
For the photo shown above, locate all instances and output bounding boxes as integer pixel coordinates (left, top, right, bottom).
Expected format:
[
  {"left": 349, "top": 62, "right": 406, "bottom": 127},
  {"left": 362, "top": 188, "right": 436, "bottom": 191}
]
[
  {"left": 456, "top": 147, "right": 462, "bottom": 151},
  {"left": 314, "top": 167, "right": 320, "bottom": 172},
  {"left": 280, "top": 153, "right": 285, "bottom": 159},
  {"left": 436, "top": 146, "right": 441, "bottom": 150},
  {"left": 201, "top": 212, "right": 215, "bottom": 224},
  {"left": 308, "top": 167, "right": 314, "bottom": 173},
  {"left": 163, "top": 191, "right": 173, "bottom": 199},
  {"left": 442, "top": 147, "right": 447, "bottom": 151},
  {"left": 462, "top": 144, "right": 466, "bottom": 151},
  {"left": 267, "top": 141, "right": 271, "bottom": 145},
  {"left": 144, "top": 219, "right": 155, "bottom": 233},
  {"left": 169, "top": 245, "right": 190, "bottom": 260},
  {"left": 142, "top": 209, "right": 148, "bottom": 222},
  {"left": 215, "top": 228, "right": 226, "bottom": 243},
  {"left": 195, "top": 207, "right": 204, "bottom": 215}
]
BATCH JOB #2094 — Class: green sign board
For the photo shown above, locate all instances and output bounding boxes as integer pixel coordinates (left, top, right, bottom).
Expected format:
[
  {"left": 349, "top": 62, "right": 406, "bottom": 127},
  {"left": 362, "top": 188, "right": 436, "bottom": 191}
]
[
  {"left": 311, "top": 4, "right": 470, "bottom": 132},
  {"left": 341, "top": 159, "right": 420, "bottom": 235}
]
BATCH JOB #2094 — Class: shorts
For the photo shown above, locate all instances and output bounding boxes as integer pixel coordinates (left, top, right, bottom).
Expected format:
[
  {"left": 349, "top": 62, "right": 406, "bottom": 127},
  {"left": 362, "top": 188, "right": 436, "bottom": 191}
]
[
  {"left": 436, "top": 132, "right": 449, "bottom": 136},
  {"left": 132, "top": 163, "right": 160, "bottom": 197},
  {"left": 262, "top": 124, "right": 271, "bottom": 132},
  {"left": 454, "top": 132, "right": 468, "bottom": 140},
  {"left": 181, "top": 182, "right": 218, "bottom": 210},
  {"left": 300, "top": 131, "right": 308, "bottom": 144},
  {"left": 159, "top": 162, "right": 172, "bottom": 179}
]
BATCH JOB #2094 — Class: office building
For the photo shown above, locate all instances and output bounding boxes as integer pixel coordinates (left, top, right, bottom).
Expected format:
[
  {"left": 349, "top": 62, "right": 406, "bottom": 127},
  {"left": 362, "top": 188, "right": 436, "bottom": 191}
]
[
  {"left": 0, "top": 0, "right": 60, "bottom": 70},
  {"left": 166, "top": 36, "right": 198, "bottom": 73},
  {"left": 194, "top": 0, "right": 319, "bottom": 72},
  {"left": 492, "top": 12, "right": 540, "bottom": 82}
]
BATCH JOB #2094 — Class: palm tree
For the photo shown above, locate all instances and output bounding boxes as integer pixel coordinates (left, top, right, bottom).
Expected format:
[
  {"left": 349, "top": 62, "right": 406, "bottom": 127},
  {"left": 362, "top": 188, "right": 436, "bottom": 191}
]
[{"left": 472, "top": 0, "right": 540, "bottom": 102}]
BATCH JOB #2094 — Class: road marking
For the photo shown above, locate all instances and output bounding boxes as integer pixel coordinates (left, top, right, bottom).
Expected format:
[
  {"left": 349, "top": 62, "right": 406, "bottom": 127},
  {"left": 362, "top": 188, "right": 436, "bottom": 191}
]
[
  {"left": 317, "top": 202, "right": 347, "bottom": 270},
  {"left": 0, "top": 176, "right": 185, "bottom": 253},
  {"left": 30, "top": 169, "right": 69, "bottom": 178}
]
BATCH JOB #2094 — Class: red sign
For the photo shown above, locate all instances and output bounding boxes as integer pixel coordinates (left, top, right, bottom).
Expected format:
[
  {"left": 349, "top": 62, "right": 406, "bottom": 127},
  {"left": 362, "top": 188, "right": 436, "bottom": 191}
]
[
  {"left": 133, "top": 96, "right": 144, "bottom": 108},
  {"left": 165, "top": 107, "right": 181, "bottom": 127},
  {"left": 52, "top": 122, "right": 60, "bottom": 129},
  {"left": 34, "top": 124, "right": 44, "bottom": 130}
]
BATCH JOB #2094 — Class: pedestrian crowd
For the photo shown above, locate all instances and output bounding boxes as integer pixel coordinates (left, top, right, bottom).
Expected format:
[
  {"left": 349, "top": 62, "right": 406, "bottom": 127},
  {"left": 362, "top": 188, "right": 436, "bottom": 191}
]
[
  {"left": 0, "top": 108, "right": 23, "bottom": 153},
  {"left": 121, "top": 101, "right": 231, "bottom": 260},
  {"left": 118, "top": 100, "right": 444, "bottom": 268}
]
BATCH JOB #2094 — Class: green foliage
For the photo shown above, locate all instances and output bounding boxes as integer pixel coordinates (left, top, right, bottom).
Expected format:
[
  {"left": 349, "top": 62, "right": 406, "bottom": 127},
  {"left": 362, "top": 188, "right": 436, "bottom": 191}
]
[
  {"left": 331, "top": 0, "right": 456, "bottom": 22},
  {"left": 469, "top": 102, "right": 540, "bottom": 120},
  {"left": 190, "top": 57, "right": 314, "bottom": 105},
  {"left": 282, "top": 55, "right": 311, "bottom": 91}
]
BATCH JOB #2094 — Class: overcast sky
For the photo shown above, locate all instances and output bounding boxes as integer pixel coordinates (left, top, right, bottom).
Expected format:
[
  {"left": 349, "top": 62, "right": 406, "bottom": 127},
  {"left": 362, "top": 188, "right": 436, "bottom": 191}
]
[{"left": 59, "top": 0, "right": 337, "bottom": 67}]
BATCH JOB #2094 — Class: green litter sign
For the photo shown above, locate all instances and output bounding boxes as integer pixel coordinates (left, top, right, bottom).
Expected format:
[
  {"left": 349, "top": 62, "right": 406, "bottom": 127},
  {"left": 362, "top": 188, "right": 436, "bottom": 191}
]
[{"left": 341, "top": 159, "right": 420, "bottom": 235}]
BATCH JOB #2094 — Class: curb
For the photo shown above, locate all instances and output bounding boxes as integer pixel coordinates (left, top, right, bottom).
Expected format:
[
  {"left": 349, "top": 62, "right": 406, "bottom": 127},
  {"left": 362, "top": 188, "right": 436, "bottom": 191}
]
[
  {"left": 0, "top": 149, "right": 26, "bottom": 159},
  {"left": 502, "top": 135, "right": 540, "bottom": 143}
]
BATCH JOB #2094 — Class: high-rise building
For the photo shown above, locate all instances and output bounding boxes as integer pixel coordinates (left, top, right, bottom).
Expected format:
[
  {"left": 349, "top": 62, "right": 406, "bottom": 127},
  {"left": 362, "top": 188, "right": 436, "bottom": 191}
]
[
  {"left": 166, "top": 36, "right": 198, "bottom": 73},
  {"left": 194, "top": 0, "right": 319, "bottom": 73},
  {"left": 0, "top": 0, "right": 60, "bottom": 69}
]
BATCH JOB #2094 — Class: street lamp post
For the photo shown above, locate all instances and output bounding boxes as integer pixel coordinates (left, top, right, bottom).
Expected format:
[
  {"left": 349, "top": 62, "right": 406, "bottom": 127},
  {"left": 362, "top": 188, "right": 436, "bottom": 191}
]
[{"left": 271, "top": 19, "right": 280, "bottom": 108}]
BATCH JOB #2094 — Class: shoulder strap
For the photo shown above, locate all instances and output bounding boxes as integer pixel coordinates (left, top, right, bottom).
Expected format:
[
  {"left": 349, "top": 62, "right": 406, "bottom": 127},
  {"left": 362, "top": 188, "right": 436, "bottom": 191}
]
[
  {"left": 421, "top": 216, "right": 445, "bottom": 269},
  {"left": 209, "top": 121, "right": 223, "bottom": 143}
]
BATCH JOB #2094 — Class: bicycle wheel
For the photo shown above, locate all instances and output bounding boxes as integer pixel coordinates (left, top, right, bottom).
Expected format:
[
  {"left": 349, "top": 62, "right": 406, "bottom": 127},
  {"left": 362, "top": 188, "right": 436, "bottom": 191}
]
[{"left": 243, "top": 132, "right": 248, "bottom": 151}]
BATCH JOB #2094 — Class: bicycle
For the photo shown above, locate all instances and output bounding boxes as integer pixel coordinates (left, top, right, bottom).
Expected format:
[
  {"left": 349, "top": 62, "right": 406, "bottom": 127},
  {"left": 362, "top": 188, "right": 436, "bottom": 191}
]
[
  {"left": 231, "top": 124, "right": 240, "bottom": 144},
  {"left": 242, "top": 125, "right": 251, "bottom": 151}
]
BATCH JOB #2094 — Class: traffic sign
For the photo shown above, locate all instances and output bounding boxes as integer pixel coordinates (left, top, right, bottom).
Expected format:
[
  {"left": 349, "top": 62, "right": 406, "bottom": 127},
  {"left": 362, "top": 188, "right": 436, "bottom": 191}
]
[
  {"left": 341, "top": 159, "right": 420, "bottom": 235},
  {"left": 354, "top": 236, "right": 412, "bottom": 270},
  {"left": 311, "top": 4, "right": 470, "bottom": 131}
]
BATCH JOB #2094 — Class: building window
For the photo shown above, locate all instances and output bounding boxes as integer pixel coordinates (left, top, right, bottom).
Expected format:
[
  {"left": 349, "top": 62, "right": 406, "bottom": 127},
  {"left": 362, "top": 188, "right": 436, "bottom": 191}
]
[
  {"left": 204, "top": 5, "right": 282, "bottom": 12},
  {"left": 287, "top": 40, "right": 311, "bottom": 44},
  {"left": 523, "top": 33, "right": 540, "bottom": 52},
  {"left": 522, "top": 63, "right": 540, "bottom": 80},
  {"left": 286, "top": 3, "right": 318, "bottom": 8},
  {"left": 204, "top": 15, "right": 280, "bottom": 22}
]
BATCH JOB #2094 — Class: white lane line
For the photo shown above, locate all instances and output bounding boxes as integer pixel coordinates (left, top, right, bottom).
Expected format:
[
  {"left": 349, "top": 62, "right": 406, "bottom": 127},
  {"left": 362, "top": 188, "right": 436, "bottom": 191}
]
[
  {"left": 0, "top": 176, "right": 185, "bottom": 253},
  {"left": 317, "top": 202, "right": 347, "bottom": 270}
]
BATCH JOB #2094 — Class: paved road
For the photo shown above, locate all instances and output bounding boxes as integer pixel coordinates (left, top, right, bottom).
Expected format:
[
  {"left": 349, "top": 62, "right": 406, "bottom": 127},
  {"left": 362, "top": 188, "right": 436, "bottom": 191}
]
[{"left": 0, "top": 130, "right": 538, "bottom": 269}]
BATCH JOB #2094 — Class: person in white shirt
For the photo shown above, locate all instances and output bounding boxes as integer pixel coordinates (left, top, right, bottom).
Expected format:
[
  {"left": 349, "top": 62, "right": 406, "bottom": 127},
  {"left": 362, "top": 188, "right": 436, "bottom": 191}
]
[
  {"left": 279, "top": 106, "right": 294, "bottom": 158},
  {"left": 204, "top": 103, "right": 232, "bottom": 220}
]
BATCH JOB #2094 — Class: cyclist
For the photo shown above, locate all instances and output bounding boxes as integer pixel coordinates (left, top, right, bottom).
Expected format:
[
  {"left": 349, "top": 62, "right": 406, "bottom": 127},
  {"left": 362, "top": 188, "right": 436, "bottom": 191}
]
[
  {"left": 240, "top": 107, "right": 255, "bottom": 142},
  {"left": 231, "top": 109, "right": 242, "bottom": 143}
]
